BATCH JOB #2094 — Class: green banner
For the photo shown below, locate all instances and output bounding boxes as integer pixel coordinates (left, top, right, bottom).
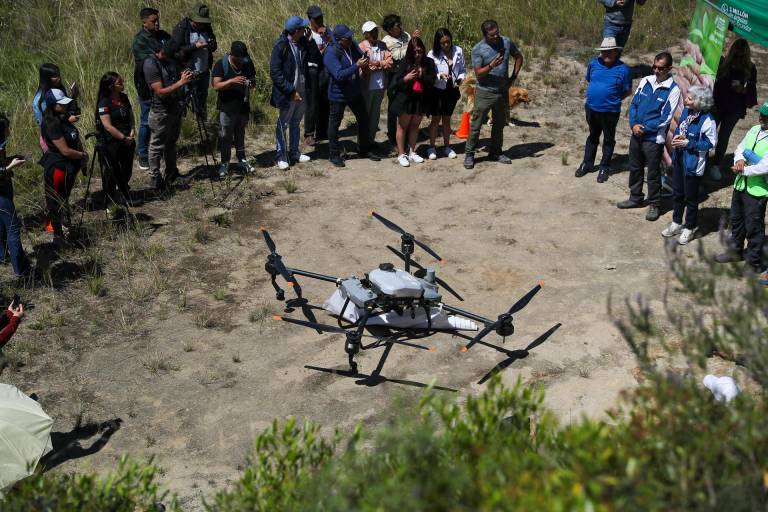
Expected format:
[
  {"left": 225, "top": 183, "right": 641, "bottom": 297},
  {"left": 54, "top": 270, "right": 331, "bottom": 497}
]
[
  {"left": 680, "top": 0, "right": 729, "bottom": 79},
  {"left": 717, "top": 0, "right": 768, "bottom": 47}
]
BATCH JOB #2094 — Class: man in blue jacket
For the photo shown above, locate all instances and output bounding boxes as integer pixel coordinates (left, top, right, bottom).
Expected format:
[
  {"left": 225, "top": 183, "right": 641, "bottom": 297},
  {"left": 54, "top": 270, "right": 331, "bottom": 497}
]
[
  {"left": 270, "top": 16, "right": 312, "bottom": 170},
  {"left": 618, "top": 51, "right": 680, "bottom": 221},
  {"left": 323, "top": 24, "right": 382, "bottom": 167}
]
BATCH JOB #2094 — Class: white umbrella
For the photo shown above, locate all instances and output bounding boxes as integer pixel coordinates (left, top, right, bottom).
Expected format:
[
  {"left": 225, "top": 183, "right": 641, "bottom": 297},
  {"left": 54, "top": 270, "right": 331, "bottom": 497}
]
[{"left": 0, "top": 384, "right": 53, "bottom": 490}]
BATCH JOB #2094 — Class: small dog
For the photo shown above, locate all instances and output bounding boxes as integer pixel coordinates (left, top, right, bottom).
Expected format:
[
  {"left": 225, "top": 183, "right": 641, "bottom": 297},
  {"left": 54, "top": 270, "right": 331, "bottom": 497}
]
[{"left": 459, "top": 74, "right": 530, "bottom": 126}]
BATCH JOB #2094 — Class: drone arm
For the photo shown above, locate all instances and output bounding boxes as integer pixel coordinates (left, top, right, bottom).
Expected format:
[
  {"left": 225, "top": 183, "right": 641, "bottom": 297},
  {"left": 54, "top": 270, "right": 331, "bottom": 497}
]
[
  {"left": 285, "top": 267, "right": 339, "bottom": 284},
  {"left": 441, "top": 304, "right": 494, "bottom": 326}
]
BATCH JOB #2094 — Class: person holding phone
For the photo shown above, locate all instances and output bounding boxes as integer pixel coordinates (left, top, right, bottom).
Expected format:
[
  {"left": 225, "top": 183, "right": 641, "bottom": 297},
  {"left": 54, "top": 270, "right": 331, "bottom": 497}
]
[
  {"left": 359, "top": 21, "right": 393, "bottom": 145},
  {"left": 0, "top": 298, "right": 24, "bottom": 349},
  {"left": 0, "top": 114, "right": 31, "bottom": 277},
  {"left": 464, "top": 19, "right": 524, "bottom": 169},
  {"left": 427, "top": 27, "right": 465, "bottom": 160},
  {"left": 304, "top": 5, "right": 331, "bottom": 146},
  {"left": 382, "top": 14, "right": 420, "bottom": 146}
]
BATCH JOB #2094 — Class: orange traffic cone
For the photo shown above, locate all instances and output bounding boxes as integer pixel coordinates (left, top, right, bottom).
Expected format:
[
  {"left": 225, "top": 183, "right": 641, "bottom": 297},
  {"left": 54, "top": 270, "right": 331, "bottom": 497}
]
[{"left": 454, "top": 111, "right": 470, "bottom": 139}]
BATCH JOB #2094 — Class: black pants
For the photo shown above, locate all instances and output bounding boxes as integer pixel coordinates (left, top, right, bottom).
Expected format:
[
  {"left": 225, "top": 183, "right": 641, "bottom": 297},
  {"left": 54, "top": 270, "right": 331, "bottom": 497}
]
[
  {"left": 328, "top": 96, "right": 372, "bottom": 158},
  {"left": 714, "top": 112, "right": 741, "bottom": 165},
  {"left": 628, "top": 136, "right": 663, "bottom": 205},
  {"left": 101, "top": 139, "right": 135, "bottom": 201},
  {"left": 583, "top": 106, "right": 619, "bottom": 169},
  {"left": 730, "top": 189, "right": 767, "bottom": 272},
  {"left": 671, "top": 155, "right": 702, "bottom": 229},
  {"left": 304, "top": 67, "right": 329, "bottom": 139}
]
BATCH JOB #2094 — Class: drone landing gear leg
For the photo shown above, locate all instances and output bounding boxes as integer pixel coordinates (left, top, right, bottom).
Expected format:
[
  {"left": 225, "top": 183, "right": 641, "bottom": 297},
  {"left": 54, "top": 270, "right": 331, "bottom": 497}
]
[
  {"left": 265, "top": 260, "right": 285, "bottom": 301},
  {"left": 345, "top": 308, "right": 371, "bottom": 373}
]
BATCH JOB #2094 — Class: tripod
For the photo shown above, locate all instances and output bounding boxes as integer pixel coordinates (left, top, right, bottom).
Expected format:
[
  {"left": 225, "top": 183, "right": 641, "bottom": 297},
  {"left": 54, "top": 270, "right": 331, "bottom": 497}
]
[{"left": 185, "top": 79, "right": 217, "bottom": 193}]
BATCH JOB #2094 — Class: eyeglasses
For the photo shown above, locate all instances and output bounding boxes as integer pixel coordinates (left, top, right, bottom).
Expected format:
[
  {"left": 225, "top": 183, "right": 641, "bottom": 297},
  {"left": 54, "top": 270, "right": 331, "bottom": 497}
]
[{"left": 652, "top": 65, "right": 671, "bottom": 71}]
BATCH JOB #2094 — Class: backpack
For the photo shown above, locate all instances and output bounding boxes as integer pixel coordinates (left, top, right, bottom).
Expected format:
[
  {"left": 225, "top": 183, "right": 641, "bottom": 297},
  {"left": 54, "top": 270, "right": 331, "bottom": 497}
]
[{"left": 134, "top": 59, "right": 152, "bottom": 101}]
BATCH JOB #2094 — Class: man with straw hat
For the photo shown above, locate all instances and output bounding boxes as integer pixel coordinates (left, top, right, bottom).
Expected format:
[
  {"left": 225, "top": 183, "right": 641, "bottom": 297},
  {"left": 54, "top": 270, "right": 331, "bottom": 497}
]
[{"left": 575, "top": 36, "right": 632, "bottom": 183}]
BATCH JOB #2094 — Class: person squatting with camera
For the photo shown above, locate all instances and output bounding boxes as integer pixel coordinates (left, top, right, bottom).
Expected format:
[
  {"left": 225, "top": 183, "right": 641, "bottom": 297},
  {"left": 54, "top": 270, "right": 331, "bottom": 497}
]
[
  {"left": 96, "top": 73, "right": 143, "bottom": 209},
  {"left": 172, "top": 3, "right": 217, "bottom": 123},
  {"left": 212, "top": 41, "right": 257, "bottom": 178},
  {"left": 143, "top": 39, "right": 193, "bottom": 193},
  {"left": 39, "top": 89, "right": 87, "bottom": 244},
  {"left": 0, "top": 114, "right": 31, "bottom": 277}
]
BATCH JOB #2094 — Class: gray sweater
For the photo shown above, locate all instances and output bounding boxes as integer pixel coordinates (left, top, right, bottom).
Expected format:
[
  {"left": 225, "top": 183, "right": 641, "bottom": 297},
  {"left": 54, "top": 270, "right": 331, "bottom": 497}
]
[{"left": 599, "top": 0, "right": 646, "bottom": 26}]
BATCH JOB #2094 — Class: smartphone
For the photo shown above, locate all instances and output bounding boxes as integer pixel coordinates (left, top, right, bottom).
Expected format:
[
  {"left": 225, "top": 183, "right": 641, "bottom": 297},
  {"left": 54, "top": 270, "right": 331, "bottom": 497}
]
[{"left": 10, "top": 293, "right": 19, "bottom": 308}]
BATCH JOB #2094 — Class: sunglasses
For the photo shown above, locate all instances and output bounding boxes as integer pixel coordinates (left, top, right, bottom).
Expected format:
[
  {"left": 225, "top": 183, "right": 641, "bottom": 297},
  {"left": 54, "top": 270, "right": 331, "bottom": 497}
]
[{"left": 652, "top": 65, "right": 671, "bottom": 71}]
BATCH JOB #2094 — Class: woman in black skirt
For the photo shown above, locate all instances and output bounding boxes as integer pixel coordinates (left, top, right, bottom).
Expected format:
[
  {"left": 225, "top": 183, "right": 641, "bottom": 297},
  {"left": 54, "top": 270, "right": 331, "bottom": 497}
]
[
  {"left": 95, "top": 72, "right": 142, "bottom": 207},
  {"left": 389, "top": 37, "right": 436, "bottom": 167},
  {"left": 427, "top": 28, "right": 464, "bottom": 160}
]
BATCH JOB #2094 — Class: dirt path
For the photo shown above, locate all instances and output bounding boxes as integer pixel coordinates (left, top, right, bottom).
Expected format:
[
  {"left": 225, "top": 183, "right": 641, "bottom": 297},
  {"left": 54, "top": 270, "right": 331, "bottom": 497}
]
[{"left": 4, "top": 43, "right": 767, "bottom": 509}]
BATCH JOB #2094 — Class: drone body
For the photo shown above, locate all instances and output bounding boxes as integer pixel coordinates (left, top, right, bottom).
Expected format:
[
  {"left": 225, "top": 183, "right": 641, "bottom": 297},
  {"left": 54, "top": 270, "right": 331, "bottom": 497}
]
[{"left": 261, "top": 211, "right": 552, "bottom": 383}]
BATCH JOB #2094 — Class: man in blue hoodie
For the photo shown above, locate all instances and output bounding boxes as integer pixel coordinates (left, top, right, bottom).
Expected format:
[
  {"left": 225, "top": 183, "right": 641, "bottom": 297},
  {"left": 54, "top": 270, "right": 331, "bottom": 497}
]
[
  {"left": 323, "top": 24, "right": 382, "bottom": 167},
  {"left": 618, "top": 51, "right": 680, "bottom": 221}
]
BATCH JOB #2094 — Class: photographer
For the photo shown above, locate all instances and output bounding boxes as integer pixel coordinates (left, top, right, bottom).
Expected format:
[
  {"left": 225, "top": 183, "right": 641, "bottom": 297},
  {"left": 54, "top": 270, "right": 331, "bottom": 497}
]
[
  {"left": 39, "top": 89, "right": 87, "bottom": 243},
  {"left": 143, "top": 39, "right": 193, "bottom": 192},
  {"left": 96, "top": 72, "right": 142, "bottom": 208},
  {"left": 132, "top": 7, "right": 171, "bottom": 171},
  {"left": 0, "top": 114, "right": 31, "bottom": 277},
  {"left": 212, "top": 41, "right": 256, "bottom": 178},
  {"left": 0, "top": 300, "right": 24, "bottom": 350},
  {"left": 172, "top": 4, "right": 217, "bottom": 121}
]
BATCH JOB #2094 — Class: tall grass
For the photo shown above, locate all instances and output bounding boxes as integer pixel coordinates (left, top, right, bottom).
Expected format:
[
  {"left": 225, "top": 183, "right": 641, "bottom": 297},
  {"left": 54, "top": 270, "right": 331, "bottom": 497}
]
[{"left": 0, "top": 0, "right": 693, "bottom": 211}]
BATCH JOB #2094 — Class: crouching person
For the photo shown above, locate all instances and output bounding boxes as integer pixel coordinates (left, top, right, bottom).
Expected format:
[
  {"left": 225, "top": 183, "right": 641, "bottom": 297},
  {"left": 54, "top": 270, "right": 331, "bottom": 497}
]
[
  {"left": 715, "top": 100, "right": 768, "bottom": 285},
  {"left": 213, "top": 41, "right": 257, "bottom": 178}
]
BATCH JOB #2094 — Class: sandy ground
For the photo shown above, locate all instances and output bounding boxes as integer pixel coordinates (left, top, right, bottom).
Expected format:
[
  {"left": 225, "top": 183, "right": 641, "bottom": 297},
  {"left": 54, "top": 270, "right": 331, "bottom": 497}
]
[{"left": 3, "top": 42, "right": 768, "bottom": 508}]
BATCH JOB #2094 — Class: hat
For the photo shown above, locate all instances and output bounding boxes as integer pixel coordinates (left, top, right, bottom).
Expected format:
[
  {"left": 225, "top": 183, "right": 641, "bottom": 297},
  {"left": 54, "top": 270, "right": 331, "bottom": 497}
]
[
  {"left": 595, "top": 37, "right": 622, "bottom": 51},
  {"left": 361, "top": 21, "right": 378, "bottom": 34},
  {"left": 759, "top": 101, "right": 768, "bottom": 116},
  {"left": 306, "top": 5, "right": 323, "bottom": 19},
  {"left": 332, "top": 24, "right": 353, "bottom": 39},
  {"left": 189, "top": 4, "right": 212, "bottom": 24},
  {"left": 230, "top": 41, "right": 251, "bottom": 63},
  {"left": 44, "top": 88, "right": 73, "bottom": 108},
  {"left": 285, "top": 15, "right": 309, "bottom": 32}
]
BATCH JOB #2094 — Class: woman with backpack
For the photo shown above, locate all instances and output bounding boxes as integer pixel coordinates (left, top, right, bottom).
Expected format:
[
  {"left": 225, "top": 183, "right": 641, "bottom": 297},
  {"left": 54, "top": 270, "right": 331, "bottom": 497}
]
[
  {"left": 389, "top": 37, "right": 436, "bottom": 167},
  {"left": 96, "top": 72, "right": 142, "bottom": 208}
]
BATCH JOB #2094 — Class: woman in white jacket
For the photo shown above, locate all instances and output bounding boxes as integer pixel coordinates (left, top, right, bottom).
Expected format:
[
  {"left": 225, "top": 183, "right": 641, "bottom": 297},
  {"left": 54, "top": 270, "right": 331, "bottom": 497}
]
[{"left": 427, "top": 28, "right": 465, "bottom": 160}]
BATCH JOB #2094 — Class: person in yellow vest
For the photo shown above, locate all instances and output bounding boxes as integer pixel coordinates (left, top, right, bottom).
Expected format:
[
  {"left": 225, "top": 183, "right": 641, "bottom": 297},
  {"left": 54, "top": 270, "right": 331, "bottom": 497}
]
[{"left": 715, "top": 101, "right": 768, "bottom": 285}]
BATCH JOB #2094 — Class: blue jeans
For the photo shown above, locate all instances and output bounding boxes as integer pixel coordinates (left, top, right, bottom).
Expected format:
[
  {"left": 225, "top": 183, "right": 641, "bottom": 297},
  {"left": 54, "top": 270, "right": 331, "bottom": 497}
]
[
  {"left": 603, "top": 21, "right": 632, "bottom": 49},
  {"left": 138, "top": 98, "right": 152, "bottom": 160},
  {"left": 275, "top": 100, "right": 307, "bottom": 161},
  {"left": 0, "top": 188, "right": 29, "bottom": 276}
]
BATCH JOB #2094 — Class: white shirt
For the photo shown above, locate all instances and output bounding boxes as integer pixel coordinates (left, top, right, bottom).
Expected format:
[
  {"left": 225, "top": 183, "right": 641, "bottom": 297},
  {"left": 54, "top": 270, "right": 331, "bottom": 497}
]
[
  {"left": 189, "top": 31, "right": 210, "bottom": 72},
  {"left": 427, "top": 46, "right": 466, "bottom": 90},
  {"left": 367, "top": 46, "right": 385, "bottom": 90},
  {"left": 734, "top": 127, "right": 768, "bottom": 177}
]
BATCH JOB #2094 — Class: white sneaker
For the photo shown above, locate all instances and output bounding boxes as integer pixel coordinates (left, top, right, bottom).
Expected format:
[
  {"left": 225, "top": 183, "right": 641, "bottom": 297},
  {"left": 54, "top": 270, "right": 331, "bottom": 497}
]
[
  {"left": 294, "top": 154, "right": 311, "bottom": 163},
  {"left": 678, "top": 227, "right": 698, "bottom": 245},
  {"left": 238, "top": 158, "right": 255, "bottom": 174},
  {"left": 409, "top": 151, "right": 424, "bottom": 164},
  {"left": 398, "top": 154, "right": 410, "bottom": 167},
  {"left": 427, "top": 147, "right": 437, "bottom": 160},
  {"left": 661, "top": 221, "right": 683, "bottom": 238},
  {"left": 710, "top": 165, "right": 722, "bottom": 181},
  {"left": 443, "top": 147, "right": 457, "bottom": 159},
  {"left": 218, "top": 162, "right": 229, "bottom": 178},
  {"left": 277, "top": 160, "right": 290, "bottom": 171}
]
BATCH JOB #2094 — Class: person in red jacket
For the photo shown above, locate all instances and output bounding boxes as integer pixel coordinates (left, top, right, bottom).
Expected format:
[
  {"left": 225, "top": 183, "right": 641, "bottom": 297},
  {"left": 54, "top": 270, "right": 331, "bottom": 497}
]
[{"left": 0, "top": 302, "right": 24, "bottom": 348}]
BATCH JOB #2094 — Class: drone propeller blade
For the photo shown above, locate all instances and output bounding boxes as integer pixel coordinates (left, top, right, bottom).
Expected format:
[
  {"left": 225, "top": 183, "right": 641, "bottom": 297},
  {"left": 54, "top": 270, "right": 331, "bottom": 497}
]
[
  {"left": 461, "top": 321, "right": 498, "bottom": 352},
  {"left": 260, "top": 226, "right": 277, "bottom": 255},
  {"left": 524, "top": 323, "right": 562, "bottom": 352},
  {"left": 412, "top": 238, "right": 442, "bottom": 263},
  {"left": 369, "top": 210, "right": 406, "bottom": 235},
  {"left": 372, "top": 212, "right": 442, "bottom": 262},
  {"left": 274, "top": 315, "right": 346, "bottom": 334},
  {"left": 386, "top": 245, "right": 424, "bottom": 269},
  {"left": 435, "top": 277, "right": 464, "bottom": 302},
  {"left": 508, "top": 281, "right": 544, "bottom": 315}
]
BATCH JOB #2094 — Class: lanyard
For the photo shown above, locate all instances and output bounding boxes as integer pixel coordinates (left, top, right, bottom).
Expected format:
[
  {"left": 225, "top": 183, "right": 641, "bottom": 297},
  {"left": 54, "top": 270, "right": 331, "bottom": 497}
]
[{"left": 751, "top": 130, "right": 768, "bottom": 151}]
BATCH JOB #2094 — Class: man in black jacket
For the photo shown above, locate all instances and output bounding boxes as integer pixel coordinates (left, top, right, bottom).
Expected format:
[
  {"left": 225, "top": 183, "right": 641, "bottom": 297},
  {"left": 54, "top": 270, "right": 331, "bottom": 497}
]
[
  {"left": 171, "top": 4, "right": 217, "bottom": 121},
  {"left": 131, "top": 7, "right": 171, "bottom": 171}
]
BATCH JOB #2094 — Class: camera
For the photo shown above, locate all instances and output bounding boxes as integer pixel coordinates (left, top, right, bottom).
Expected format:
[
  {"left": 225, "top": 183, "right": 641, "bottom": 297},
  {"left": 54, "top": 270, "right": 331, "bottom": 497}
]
[
  {"left": 185, "top": 68, "right": 204, "bottom": 80},
  {"left": 67, "top": 101, "right": 82, "bottom": 117},
  {"left": 243, "top": 79, "right": 253, "bottom": 88}
]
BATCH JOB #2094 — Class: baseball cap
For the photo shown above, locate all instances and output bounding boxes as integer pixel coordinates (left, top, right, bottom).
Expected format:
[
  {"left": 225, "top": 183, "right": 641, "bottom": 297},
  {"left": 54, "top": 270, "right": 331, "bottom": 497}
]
[
  {"left": 759, "top": 101, "right": 768, "bottom": 116},
  {"left": 333, "top": 24, "right": 353, "bottom": 39},
  {"left": 306, "top": 5, "right": 323, "bottom": 18},
  {"left": 230, "top": 41, "right": 251, "bottom": 63},
  {"left": 362, "top": 21, "right": 377, "bottom": 34},
  {"left": 44, "top": 88, "right": 73, "bottom": 108},
  {"left": 285, "top": 15, "right": 310, "bottom": 32},
  {"left": 189, "top": 4, "right": 212, "bottom": 24}
]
